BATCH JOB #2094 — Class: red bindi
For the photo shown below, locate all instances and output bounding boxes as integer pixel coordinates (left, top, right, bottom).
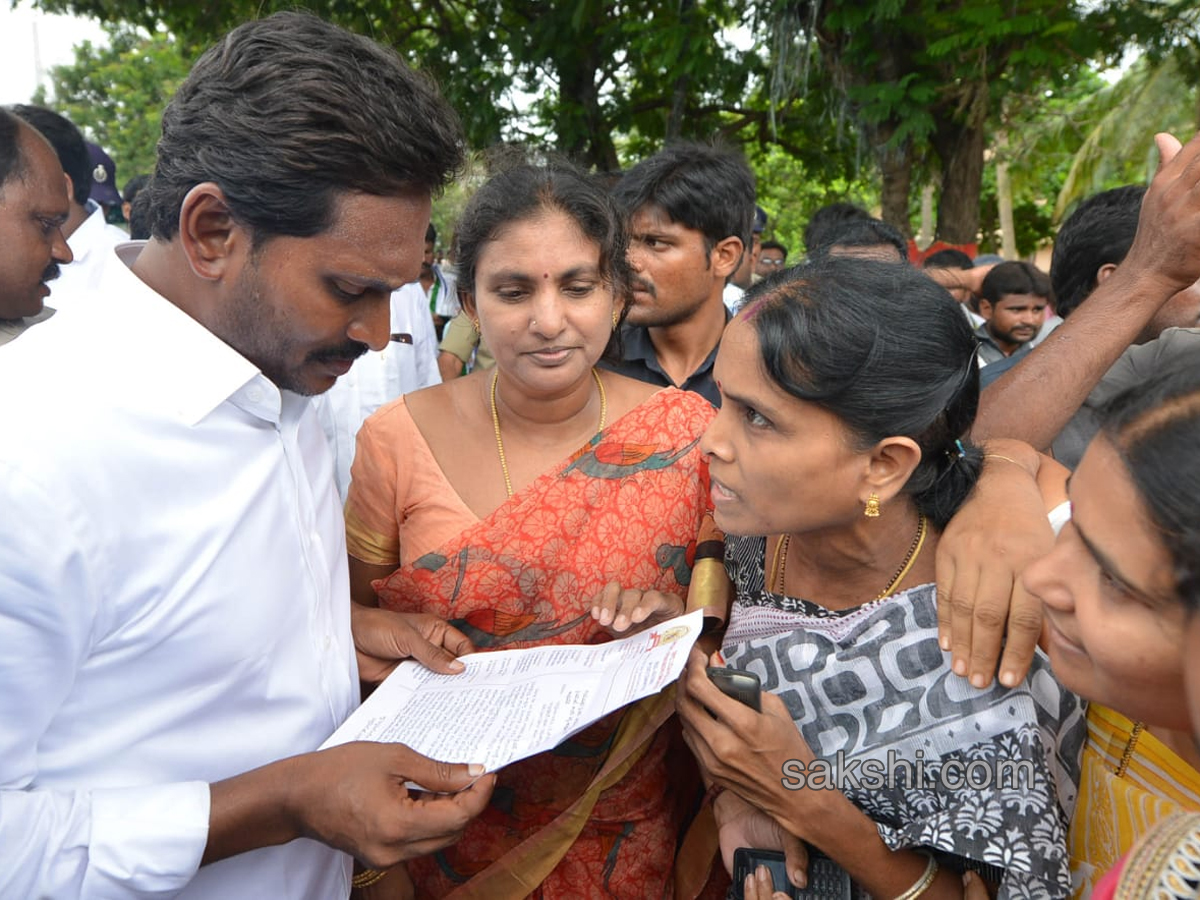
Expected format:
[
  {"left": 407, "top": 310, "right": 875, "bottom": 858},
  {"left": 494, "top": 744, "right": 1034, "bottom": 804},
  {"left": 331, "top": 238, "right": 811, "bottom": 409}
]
[{"left": 543, "top": 272, "right": 550, "bottom": 279}]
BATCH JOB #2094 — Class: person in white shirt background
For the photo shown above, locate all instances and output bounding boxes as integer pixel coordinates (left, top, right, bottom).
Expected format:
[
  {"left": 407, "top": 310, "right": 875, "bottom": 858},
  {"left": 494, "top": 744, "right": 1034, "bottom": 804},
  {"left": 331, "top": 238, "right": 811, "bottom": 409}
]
[
  {"left": 9, "top": 104, "right": 127, "bottom": 311},
  {"left": 418, "top": 220, "right": 460, "bottom": 338},
  {"left": 0, "top": 12, "right": 494, "bottom": 900},
  {"left": 314, "top": 278, "right": 442, "bottom": 501}
]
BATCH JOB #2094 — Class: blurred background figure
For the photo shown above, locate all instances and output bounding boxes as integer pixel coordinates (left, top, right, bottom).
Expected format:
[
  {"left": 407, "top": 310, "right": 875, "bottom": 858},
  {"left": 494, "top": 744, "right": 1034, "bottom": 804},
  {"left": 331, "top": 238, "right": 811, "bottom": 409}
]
[
  {"left": 122, "top": 173, "right": 151, "bottom": 239},
  {"left": 9, "top": 105, "right": 126, "bottom": 311},
  {"left": 755, "top": 239, "right": 788, "bottom": 278},
  {"left": 86, "top": 142, "right": 121, "bottom": 224},
  {"left": 923, "top": 247, "right": 983, "bottom": 325}
]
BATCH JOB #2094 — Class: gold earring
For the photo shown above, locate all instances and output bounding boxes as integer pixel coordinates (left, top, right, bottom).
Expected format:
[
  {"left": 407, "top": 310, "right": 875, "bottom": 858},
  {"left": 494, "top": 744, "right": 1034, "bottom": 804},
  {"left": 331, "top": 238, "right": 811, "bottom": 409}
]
[
  {"left": 612, "top": 308, "right": 620, "bottom": 329},
  {"left": 864, "top": 493, "right": 881, "bottom": 518},
  {"left": 472, "top": 319, "right": 481, "bottom": 334}
]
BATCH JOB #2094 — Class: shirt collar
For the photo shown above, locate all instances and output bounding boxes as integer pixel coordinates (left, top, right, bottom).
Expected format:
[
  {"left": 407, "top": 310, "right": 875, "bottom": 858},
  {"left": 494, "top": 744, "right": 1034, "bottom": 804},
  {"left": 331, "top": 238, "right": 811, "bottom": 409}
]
[
  {"left": 622, "top": 308, "right": 730, "bottom": 370},
  {"left": 67, "top": 207, "right": 109, "bottom": 263},
  {"left": 104, "top": 243, "right": 273, "bottom": 426}
]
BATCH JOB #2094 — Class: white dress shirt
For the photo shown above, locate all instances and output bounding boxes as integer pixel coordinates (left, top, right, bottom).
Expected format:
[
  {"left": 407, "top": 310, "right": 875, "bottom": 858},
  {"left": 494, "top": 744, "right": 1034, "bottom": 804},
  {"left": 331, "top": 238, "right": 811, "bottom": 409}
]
[
  {"left": 48, "top": 203, "right": 129, "bottom": 312},
  {"left": 312, "top": 283, "right": 441, "bottom": 500},
  {"left": 0, "top": 244, "right": 358, "bottom": 899},
  {"left": 427, "top": 265, "right": 459, "bottom": 318},
  {"left": 722, "top": 281, "right": 744, "bottom": 313}
]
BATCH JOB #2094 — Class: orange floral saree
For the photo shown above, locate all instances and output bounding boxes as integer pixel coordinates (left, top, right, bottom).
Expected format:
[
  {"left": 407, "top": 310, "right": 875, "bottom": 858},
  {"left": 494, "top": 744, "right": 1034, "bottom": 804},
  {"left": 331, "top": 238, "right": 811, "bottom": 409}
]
[{"left": 345, "top": 387, "right": 726, "bottom": 898}]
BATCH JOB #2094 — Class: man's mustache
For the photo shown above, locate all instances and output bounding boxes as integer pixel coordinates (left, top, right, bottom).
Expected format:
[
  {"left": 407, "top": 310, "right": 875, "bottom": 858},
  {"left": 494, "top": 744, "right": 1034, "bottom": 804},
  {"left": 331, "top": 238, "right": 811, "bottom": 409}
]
[
  {"left": 630, "top": 276, "right": 656, "bottom": 298},
  {"left": 309, "top": 341, "right": 369, "bottom": 364}
]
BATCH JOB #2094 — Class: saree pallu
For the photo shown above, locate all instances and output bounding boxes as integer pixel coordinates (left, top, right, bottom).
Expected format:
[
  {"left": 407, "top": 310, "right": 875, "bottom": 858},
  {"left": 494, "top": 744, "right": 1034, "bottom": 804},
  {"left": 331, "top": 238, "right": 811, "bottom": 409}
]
[
  {"left": 369, "top": 388, "right": 726, "bottom": 898},
  {"left": 1069, "top": 705, "right": 1200, "bottom": 898},
  {"left": 718, "top": 534, "right": 1087, "bottom": 899}
]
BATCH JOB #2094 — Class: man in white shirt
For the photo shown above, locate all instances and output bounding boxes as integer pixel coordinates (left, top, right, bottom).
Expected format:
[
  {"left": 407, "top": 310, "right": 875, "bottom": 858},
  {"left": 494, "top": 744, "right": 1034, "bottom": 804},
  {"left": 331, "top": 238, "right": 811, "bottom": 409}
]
[
  {"left": 9, "top": 106, "right": 127, "bottom": 311},
  {"left": 418, "top": 221, "right": 459, "bottom": 337},
  {"left": 0, "top": 13, "right": 493, "bottom": 900},
  {"left": 0, "top": 110, "right": 72, "bottom": 346},
  {"left": 314, "top": 282, "right": 442, "bottom": 499}
]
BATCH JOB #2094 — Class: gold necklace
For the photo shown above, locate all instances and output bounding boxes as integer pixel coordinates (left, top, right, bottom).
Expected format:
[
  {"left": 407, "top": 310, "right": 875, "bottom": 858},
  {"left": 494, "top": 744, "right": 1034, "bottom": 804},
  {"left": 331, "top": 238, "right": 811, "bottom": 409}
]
[
  {"left": 1115, "top": 721, "right": 1145, "bottom": 779},
  {"left": 490, "top": 368, "right": 606, "bottom": 497},
  {"left": 770, "top": 513, "right": 928, "bottom": 600}
]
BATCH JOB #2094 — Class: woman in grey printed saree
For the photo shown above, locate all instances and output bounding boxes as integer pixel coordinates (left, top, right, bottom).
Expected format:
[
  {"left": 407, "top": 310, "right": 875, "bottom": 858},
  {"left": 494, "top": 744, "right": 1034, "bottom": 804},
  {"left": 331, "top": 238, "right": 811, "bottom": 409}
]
[{"left": 676, "top": 259, "right": 1085, "bottom": 899}]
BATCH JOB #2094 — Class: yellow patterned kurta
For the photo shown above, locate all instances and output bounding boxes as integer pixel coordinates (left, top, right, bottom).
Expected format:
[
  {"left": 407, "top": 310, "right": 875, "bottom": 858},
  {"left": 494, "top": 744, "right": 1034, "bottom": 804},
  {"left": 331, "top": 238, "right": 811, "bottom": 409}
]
[{"left": 1070, "top": 705, "right": 1200, "bottom": 897}]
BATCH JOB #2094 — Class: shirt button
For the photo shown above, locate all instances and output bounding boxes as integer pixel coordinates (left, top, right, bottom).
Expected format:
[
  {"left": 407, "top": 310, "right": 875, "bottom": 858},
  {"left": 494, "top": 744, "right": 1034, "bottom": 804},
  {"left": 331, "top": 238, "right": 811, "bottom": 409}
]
[
  {"left": 247, "top": 387, "right": 264, "bottom": 403},
  {"left": 323, "top": 634, "right": 332, "bottom": 650}
]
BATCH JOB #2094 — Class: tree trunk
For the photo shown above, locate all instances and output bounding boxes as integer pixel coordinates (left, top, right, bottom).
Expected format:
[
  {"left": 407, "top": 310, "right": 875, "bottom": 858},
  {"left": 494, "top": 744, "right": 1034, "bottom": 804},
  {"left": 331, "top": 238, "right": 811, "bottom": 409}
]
[
  {"left": 666, "top": 0, "right": 695, "bottom": 139},
  {"left": 995, "top": 130, "right": 1017, "bottom": 259},
  {"left": 876, "top": 124, "right": 913, "bottom": 239},
  {"left": 932, "top": 86, "right": 989, "bottom": 246},
  {"left": 918, "top": 183, "right": 936, "bottom": 249},
  {"left": 555, "top": 43, "right": 619, "bottom": 172}
]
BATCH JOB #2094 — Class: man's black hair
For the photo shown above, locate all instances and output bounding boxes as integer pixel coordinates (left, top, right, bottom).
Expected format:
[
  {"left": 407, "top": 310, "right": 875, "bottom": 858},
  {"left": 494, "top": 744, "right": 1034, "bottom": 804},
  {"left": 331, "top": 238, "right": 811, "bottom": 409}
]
[
  {"left": 980, "top": 260, "right": 1054, "bottom": 306},
  {"left": 612, "top": 142, "right": 755, "bottom": 260},
  {"left": 122, "top": 174, "right": 150, "bottom": 204},
  {"left": 923, "top": 248, "right": 974, "bottom": 270},
  {"left": 143, "top": 12, "right": 464, "bottom": 244},
  {"left": 0, "top": 110, "right": 27, "bottom": 191},
  {"left": 803, "top": 202, "right": 871, "bottom": 256},
  {"left": 809, "top": 216, "right": 907, "bottom": 263},
  {"left": 9, "top": 105, "right": 90, "bottom": 206},
  {"left": 1051, "top": 185, "right": 1145, "bottom": 319},
  {"left": 760, "top": 239, "right": 788, "bottom": 259}
]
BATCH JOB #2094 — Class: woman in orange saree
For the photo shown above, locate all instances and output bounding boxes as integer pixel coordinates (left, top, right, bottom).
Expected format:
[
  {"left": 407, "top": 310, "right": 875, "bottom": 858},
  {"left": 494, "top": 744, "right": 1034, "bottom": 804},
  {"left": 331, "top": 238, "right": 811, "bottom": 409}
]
[{"left": 343, "top": 161, "right": 730, "bottom": 898}]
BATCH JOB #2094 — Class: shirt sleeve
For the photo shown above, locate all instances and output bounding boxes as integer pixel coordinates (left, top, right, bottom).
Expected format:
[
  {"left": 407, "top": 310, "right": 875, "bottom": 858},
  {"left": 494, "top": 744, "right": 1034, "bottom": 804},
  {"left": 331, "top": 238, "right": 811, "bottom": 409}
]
[
  {"left": 438, "top": 311, "right": 480, "bottom": 365},
  {"left": 410, "top": 296, "right": 443, "bottom": 391},
  {"left": 0, "top": 461, "right": 211, "bottom": 899},
  {"left": 344, "top": 408, "right": 405, "bottom": 566},
  {"left": 432, "top": 270, "right": 461, "bottom": 318}
]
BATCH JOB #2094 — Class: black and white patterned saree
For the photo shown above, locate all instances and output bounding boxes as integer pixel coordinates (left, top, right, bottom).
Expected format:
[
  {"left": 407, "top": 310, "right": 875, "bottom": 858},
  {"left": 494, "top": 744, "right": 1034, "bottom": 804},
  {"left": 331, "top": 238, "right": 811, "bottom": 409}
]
[{"left": 721, "top": 534, "right": 1087, "bottom": 899}]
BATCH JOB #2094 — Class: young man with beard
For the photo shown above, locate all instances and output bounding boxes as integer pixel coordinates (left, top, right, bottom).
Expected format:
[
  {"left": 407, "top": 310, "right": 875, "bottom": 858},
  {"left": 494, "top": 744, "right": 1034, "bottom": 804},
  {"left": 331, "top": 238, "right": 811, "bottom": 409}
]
[
  {"left": 0, "top": 110, "right": 72, "bottom": 345},
  {"left": 975, "top": 261, "right": 1052, "bottom": 366},
  {"left": 0, "top": 14, "right": 493, "bottom": 899},
  {"left": 605, "top": 142, "right": 755, "bottom": 406}
]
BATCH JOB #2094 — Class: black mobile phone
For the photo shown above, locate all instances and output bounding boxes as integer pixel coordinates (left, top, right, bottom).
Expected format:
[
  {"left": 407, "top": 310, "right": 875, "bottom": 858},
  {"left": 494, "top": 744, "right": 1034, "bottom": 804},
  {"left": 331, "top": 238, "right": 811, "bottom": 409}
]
[
  {"left": 731, "top": 847, "right": 852, "bottom": 900},
  {"left": 706, "top": 666, "right": 762, "bottom": 712}
]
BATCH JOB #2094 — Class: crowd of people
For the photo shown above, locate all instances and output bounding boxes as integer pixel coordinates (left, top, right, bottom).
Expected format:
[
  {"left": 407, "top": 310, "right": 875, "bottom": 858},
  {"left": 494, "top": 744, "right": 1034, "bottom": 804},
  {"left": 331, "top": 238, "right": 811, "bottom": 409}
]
[{"left": 2, "top": 10, "right": 1200, "bottom": 900}]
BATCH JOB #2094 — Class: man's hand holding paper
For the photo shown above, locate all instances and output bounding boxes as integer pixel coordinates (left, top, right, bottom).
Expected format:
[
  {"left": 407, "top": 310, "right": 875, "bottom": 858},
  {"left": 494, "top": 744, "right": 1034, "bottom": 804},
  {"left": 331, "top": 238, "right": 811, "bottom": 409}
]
[{"left": 324, "top": 610, "right": 704, "bottom": 778}]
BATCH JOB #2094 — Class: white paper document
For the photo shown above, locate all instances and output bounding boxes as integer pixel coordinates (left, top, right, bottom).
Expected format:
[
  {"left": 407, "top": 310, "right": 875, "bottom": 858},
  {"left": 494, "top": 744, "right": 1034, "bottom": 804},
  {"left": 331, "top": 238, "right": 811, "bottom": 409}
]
[{"left": 321, "top": 610, "right": 703, "bottom": 772}]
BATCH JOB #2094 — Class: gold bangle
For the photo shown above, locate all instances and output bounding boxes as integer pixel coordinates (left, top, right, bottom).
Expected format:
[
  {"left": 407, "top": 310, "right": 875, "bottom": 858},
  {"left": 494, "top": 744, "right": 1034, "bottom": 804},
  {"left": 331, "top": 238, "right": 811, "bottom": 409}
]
[
  {"left": 893, "top": 853, "right": 938, "bottom": 900},
  {"left": 352, "top": 868, "right": 390, "bottom": 889},
  {"left": 984, "top": 453, "right": 1021, "bottom": 466}
]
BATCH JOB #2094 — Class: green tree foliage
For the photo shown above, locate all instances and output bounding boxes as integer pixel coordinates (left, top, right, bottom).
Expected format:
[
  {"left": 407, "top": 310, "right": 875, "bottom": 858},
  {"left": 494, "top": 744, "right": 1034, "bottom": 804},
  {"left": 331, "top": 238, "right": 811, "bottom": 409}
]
[
  {"left": 34, "top": 0, "right": 766, "bottom": 171},
  {"left": 32, "top": 0, "right": 1200, "bottom": 253},
  {"left": 31, "top": 0, "right": 871, "bottom": 184},
  {"left": 748, "top": 141, "right": 877, "bottom": 258},
  {"left": 971, "top": 66, "right": 1110, "bottom": 256},
  {"left": 34, "top": 24, "right": 193, "bottom": 188},
  {"left": 1052, "top": 55, "right": 1198, "bottom": 221},
  {"left": 756, "top": 0, "right": 1092, "bottom": 245}
]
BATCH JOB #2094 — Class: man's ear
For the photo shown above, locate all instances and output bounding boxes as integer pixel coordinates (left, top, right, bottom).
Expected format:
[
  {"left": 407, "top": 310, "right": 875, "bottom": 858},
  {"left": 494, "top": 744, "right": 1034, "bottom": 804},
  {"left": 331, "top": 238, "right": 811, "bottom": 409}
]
[
  {"left": 977, "top": 298, "right": 994, "bottom": 321},
  {"left": 62, "top": 173, "right": 75, "bottom": 203},
  {"left": 178, "top": 182, "right": 246, "bottom": 282},
  {"left": 1095, "top": 262, "right": 1119, "bottom": 286},
  {"left": 710, "top": 235, "right": 744, "bottom": 280},
  {"left": 861, "top": 437, "right": 922, "bottom": 506}
]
